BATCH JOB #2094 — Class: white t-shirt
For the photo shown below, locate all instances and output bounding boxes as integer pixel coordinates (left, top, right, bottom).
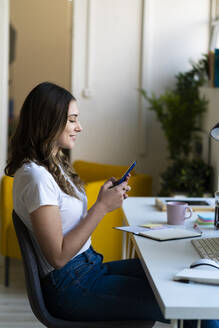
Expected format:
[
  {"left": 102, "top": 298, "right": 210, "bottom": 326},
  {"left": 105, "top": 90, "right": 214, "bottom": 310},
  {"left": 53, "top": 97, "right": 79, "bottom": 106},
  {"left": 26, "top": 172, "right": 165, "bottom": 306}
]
[{"left": 13, "top": 161, "right": 91, "bottom": 277}]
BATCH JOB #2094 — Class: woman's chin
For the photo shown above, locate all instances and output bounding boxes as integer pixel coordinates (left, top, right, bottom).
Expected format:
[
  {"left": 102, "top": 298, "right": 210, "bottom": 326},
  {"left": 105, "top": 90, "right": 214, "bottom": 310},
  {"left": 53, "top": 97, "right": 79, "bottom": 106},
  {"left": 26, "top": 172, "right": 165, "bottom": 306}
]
[{"left": 67, "top": 142, "right": 75, "bottom": 150}]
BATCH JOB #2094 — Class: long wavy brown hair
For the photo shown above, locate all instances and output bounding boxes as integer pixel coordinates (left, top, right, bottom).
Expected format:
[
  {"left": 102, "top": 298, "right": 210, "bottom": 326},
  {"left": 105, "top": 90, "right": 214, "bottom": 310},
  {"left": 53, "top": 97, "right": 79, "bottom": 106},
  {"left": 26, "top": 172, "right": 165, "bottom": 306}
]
[{"left": 5, "top": 82, "right": 84, "bottom": 199}]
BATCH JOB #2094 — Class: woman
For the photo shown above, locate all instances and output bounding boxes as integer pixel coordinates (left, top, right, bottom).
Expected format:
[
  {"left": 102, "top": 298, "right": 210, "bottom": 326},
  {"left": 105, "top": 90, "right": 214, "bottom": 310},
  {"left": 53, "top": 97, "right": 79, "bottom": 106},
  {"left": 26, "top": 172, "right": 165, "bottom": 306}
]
[{"left": 5, "top": 82, "right": 165, "bottom": 321}]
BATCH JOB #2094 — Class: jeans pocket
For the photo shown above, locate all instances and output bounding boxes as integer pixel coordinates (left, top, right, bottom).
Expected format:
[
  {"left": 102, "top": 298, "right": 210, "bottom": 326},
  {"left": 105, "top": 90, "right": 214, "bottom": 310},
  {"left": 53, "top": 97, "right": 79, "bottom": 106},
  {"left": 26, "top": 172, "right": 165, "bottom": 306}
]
[
  {"left": 52, "top": 265, "right": 76, "bottom": 292},
  {"left": 74, "top": 262, "right": 93, "bottom": 278}
]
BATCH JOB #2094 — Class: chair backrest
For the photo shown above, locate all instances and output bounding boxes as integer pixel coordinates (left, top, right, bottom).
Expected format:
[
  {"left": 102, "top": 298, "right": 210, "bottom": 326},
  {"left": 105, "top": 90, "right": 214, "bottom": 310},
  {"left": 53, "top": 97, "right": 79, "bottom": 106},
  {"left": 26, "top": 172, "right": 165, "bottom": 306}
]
[
  {"left": 12, "top": 211, "right": 80, "bottom": 327},
  {"left": 12, "top": 211, "right": 152, "bottom": 328}
]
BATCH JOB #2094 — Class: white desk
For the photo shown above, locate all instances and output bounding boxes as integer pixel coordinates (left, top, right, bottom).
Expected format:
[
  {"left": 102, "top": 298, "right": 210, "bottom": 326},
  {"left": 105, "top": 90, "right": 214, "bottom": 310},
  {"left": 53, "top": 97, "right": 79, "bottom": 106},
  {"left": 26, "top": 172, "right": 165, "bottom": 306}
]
[{"left": 122, "top": 197, "right": 219, "bottom": 324}]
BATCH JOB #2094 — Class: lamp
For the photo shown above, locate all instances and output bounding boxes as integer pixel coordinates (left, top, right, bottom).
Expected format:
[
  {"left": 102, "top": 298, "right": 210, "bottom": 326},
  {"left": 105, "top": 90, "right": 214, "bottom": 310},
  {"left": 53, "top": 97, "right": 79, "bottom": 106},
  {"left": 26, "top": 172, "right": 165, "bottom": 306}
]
[
  {"left": 210, "top": 123, "right": 219, "bottom": 141},
  {"left": 210, "top": 122, "right": 219, "bottom": 228}
]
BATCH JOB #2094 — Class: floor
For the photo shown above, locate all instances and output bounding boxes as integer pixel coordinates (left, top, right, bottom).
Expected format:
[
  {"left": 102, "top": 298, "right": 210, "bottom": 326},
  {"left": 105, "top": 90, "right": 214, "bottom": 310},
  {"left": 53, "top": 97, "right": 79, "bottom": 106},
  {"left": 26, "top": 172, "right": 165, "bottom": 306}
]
[{"left": 0, "top": 258, "right": 43, "bottom": 328}]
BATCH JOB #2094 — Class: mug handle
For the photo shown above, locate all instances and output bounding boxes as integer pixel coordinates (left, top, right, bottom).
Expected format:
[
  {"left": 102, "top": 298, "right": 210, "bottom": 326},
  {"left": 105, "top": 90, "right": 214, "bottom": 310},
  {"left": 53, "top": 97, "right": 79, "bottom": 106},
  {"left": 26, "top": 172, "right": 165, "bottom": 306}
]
[{"left": 184, "top": 206, "right": 193, "bottom": 219}]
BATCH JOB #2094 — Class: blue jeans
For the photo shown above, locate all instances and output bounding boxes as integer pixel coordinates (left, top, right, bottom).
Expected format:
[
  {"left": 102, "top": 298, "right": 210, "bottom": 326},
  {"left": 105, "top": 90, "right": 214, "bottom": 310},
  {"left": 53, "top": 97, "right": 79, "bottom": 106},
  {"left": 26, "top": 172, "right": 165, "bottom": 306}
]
[
  {"left": 41, "top": 246, "right": 165, "bottom": 321},
  {"left": 41, "top": 246, "right": 219, "bottom": 326}
]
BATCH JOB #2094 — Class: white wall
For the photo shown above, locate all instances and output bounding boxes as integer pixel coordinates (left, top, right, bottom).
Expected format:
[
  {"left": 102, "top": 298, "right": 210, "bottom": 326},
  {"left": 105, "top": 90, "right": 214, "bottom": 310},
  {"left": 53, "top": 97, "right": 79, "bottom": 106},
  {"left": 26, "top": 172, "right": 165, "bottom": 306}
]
[
  {"left": 71, "top": 0, "right": 142, "bottom": 164},
  {"left": 71, "top": 0, "right": 209, "bottom": 194},
  {"left": 0, "top": 0, "right": 9, "bottom": 180}
]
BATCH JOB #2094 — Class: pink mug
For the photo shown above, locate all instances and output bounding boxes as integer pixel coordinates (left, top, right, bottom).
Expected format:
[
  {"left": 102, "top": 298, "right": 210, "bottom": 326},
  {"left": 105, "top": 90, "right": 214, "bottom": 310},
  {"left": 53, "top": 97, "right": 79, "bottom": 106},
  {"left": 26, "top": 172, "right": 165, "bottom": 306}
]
[{"left": 166, "top": 201, "right": 193, "bottom": 225}]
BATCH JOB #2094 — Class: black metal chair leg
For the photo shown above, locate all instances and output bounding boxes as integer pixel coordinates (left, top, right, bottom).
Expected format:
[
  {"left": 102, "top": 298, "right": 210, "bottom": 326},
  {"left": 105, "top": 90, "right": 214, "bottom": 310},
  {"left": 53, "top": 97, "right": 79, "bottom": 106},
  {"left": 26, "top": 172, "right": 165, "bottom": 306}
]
[{"left": 5, "top": 256, "right": 10, "bottom": 287}]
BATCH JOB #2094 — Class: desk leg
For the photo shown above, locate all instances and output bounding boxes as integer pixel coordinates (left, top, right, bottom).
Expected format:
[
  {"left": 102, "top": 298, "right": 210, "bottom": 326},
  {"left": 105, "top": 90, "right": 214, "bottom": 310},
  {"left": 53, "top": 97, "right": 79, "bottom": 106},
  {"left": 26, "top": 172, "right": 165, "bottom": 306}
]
[
  {"left": 171, "top": 320, "right": 178, "bottom": 328},
  {"left": 197, "top": 320, "right": 201, "bottom": 328},
  {"left": 170, "top": 319, "right": 201, "bottom": 328},
  {"left": 127, "top": 234, "right": 136, "bottom": 258},
  {"left": 131, "top": 243, "right": 135, "bottom": 258},
  {"left": 122, "top": 231, "right": 127, "bottom": 259},
  {"left": 127, "top": 234, "right": 131, "bottom": 258}
]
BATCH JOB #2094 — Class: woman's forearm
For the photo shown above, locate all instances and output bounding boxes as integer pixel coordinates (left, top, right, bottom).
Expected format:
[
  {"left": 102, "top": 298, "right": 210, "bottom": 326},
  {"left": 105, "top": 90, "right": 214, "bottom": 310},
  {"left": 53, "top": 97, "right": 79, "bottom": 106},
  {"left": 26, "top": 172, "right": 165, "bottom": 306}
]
[{"left": 58, "top": 201, "right": 107, "bottom": 267}]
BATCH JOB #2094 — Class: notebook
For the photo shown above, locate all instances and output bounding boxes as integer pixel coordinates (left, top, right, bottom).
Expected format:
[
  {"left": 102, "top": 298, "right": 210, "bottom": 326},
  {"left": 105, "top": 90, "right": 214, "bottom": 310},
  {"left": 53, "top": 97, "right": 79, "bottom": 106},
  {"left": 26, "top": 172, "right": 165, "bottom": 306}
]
[
  {"left": 138, "top": 228, "right": 202, "bottom": 241},
  {"left": 173, "top": 268, "right": 219, "bottom": 285}
]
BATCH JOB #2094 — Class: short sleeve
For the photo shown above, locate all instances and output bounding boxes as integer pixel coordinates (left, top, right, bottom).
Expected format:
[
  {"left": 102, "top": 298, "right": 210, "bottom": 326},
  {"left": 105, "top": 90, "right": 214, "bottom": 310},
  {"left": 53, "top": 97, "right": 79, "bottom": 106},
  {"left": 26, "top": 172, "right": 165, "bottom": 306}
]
[{"left": 21, "top": 168, "right": 60, "bottom": 214}]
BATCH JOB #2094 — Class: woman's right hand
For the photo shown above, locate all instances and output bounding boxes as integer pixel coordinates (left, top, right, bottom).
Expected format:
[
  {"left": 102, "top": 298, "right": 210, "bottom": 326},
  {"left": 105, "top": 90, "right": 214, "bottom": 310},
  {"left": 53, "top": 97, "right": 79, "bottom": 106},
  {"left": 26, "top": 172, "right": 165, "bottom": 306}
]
[{"left": 96, "top": 178, "right": 131, "bottom": 213}]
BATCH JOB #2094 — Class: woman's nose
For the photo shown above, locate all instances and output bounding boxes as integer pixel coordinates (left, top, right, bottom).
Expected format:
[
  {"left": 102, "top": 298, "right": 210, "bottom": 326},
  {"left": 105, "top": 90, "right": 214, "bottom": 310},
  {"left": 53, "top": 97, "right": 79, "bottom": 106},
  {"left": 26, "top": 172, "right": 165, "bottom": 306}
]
[{"left": 76, "top": 121, "right": 82, "bottom": 132}]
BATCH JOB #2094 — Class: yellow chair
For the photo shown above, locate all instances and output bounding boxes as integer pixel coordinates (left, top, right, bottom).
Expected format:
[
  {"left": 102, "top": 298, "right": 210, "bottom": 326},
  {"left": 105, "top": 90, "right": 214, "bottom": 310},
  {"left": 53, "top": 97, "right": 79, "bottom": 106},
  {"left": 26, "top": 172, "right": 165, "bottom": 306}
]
[
  {"left": 73, "top": 160, "right": 152, "bottom": 262},
  {"left": 0, "top": 175, "right": 21, "bottom": 286}
]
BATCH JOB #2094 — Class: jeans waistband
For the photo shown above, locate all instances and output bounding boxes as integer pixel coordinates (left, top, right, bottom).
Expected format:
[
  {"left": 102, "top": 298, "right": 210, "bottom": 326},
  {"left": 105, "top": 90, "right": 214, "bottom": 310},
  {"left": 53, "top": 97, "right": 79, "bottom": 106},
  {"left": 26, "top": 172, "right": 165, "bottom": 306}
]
[
  {"left": 69, "top": 245, "right": 103, "bottom": 267},
  {"left": 42, "top": 245, "right": 102, "bottom": 281}
]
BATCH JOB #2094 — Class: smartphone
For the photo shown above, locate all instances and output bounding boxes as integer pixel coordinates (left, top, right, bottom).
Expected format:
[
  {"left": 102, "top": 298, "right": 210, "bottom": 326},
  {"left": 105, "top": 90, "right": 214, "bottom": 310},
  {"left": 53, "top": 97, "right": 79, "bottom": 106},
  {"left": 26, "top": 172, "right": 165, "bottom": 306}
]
[
  {"left": 113, "top": 161, "right": 137, "bottom": 187},
  {"left": 165, "top": 199, "right": 211, "bottom": 206}
]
